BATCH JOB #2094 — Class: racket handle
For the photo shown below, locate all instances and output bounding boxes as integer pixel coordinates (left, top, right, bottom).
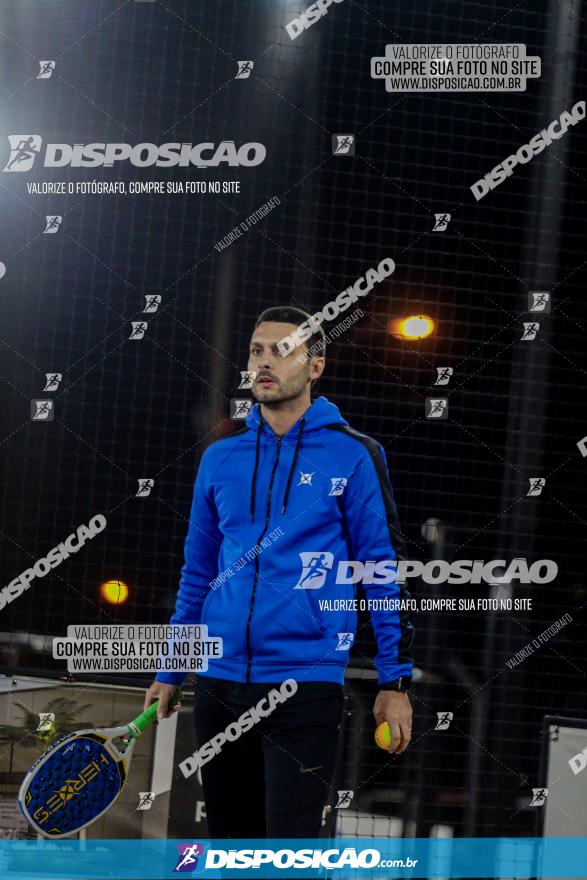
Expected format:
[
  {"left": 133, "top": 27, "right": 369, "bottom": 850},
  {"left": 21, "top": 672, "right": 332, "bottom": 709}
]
[{"left": 126, "top": 689, "right": 184, "bottom": 740}]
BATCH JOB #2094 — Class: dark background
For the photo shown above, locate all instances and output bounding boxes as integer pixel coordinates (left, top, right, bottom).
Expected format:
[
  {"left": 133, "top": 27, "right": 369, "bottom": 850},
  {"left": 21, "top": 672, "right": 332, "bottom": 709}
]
[{"left": 0, "top": 0, "right": 585, "bottom": 840}]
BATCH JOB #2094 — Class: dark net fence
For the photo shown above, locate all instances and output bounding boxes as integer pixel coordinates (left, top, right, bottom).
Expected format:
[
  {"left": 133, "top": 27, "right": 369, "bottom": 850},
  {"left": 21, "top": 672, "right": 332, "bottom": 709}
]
[{"left": 0, "top": 0, "right": 586, "bottom": 843}]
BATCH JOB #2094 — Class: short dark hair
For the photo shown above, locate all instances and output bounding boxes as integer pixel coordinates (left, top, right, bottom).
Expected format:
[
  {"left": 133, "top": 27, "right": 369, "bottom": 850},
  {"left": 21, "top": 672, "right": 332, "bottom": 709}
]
[{"left": 253, "top": 306, "right": 326, "bottom": 358}]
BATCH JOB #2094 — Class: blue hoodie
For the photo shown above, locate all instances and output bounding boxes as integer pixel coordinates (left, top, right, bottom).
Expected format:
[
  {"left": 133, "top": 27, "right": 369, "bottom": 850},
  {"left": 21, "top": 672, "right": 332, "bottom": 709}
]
[{"left": 156, "top": 396, "right": 414, "bottom": 687}]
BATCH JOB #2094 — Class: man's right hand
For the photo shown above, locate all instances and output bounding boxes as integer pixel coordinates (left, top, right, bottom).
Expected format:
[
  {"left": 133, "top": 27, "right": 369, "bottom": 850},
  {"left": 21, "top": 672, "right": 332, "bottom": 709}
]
[{"left": 143, "top": 681, "right": 182, "bottom": 720}]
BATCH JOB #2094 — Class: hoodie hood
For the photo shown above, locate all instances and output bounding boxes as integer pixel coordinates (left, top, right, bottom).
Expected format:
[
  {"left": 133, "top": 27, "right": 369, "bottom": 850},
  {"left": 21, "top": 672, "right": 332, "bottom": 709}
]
[
  {"left": 245, "top": 395, "right": 348, "bottom": 436},
  {"left": 245, "top": 396, "right": 349, "bottom": 519}
]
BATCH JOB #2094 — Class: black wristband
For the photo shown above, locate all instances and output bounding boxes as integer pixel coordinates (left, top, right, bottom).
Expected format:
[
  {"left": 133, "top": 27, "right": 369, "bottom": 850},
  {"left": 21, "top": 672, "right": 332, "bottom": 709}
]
[{"left": 379, "top": 676, "right": 411, "bottom": 693}]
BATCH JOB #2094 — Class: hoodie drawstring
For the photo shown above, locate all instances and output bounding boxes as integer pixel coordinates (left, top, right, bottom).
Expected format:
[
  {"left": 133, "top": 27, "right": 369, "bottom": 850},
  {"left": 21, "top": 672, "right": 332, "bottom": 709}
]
[
  {"left": 249, "top": 420, "right": 263, "bottom": 522},
  {"left": 281, "top": 418, "right": 305, "bottom": 514},
  {"left": 249, "top": 417, "right": 306, "bottom": 520}
]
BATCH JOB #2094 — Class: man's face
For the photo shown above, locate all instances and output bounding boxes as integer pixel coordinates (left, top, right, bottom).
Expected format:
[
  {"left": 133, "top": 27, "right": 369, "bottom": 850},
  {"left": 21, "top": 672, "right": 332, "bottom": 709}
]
[{"left": 248, "top": 321, "right": 324, "bottom": 404}]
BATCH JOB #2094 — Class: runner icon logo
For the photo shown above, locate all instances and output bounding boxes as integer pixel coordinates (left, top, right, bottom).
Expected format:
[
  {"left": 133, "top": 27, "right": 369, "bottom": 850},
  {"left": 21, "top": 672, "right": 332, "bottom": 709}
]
[
  {"left": 294, "top": 552, "right": 334, "bottom": 589},
  {"left": 3, "top": 135, "right": 42, "bottom": 172}
]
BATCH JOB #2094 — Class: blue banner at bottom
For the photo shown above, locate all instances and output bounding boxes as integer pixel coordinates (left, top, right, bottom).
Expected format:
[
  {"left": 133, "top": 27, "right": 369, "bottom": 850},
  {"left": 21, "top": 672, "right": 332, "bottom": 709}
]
[{"left": 0, "top": 837, "right": 586, "bottom": 878}]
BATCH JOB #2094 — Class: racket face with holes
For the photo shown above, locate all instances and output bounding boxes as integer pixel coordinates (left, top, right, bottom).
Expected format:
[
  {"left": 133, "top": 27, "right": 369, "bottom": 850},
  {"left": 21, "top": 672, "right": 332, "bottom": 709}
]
[{"left": 18, "top": 729, "right": 130, "bottom": 838}]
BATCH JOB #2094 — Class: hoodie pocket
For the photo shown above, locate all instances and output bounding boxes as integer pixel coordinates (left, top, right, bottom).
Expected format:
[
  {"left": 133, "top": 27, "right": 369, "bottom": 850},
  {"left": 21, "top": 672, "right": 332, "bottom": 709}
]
[
  {"left": 297, "top": 587, "right": 328, "bottom": 638},
  {"left": 250, "top": 579, "right": 327, "bottom": 664},
  {"left": 200, "top": 578, "right": 250, "bottom": 661},
  {"left": 307, "top": 587, "right": 357, "bottom": 646},
  {"left": 200, "top": 586, "right": 218, "bottom": 623}
]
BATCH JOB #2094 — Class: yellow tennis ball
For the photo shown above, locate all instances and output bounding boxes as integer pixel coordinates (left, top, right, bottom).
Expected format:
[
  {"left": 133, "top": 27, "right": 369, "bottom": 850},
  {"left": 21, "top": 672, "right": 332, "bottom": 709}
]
[{"left": 375, "top": 722, "right": 393, "bottom": 750}]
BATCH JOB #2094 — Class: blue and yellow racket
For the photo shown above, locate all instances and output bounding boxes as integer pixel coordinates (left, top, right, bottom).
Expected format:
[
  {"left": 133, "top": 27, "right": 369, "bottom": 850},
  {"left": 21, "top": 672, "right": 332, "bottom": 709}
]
[{"left": 17, "top": 690, "right": 183, "bottom": 838}]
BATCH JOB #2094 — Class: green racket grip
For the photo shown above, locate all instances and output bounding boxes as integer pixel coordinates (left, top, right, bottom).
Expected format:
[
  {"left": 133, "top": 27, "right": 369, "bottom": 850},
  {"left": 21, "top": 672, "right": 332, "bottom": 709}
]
[{"left": 126, "top": 689, "right": 184, "bottom": 741}]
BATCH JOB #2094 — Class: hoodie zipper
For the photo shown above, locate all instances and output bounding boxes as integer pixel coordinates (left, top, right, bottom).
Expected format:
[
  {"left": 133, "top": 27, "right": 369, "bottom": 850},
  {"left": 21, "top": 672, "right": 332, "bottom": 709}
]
[{"left": 245, "top": 434, "right": 282, "bottom": 682}]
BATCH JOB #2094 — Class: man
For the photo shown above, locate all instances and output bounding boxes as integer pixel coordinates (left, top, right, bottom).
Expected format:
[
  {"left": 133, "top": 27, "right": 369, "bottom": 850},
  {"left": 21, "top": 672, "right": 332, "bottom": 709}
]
[{"left": 144, "top": 306, "right": 415, "bottom": 839}]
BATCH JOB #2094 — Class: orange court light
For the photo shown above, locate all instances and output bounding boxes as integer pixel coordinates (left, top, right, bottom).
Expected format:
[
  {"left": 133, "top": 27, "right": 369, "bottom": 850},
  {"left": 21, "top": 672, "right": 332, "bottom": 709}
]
[
  {"left": 100, "top": 579, "right": 129, "bottom": 605},
  {"left": 390, "top": 314, "right": 436, "bottom": 340}
]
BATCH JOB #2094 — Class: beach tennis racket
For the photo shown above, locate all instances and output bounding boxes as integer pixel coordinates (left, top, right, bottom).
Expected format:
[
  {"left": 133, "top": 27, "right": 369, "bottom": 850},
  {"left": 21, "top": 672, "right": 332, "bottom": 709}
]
[{"left": 18, "top": 689, "right": 183, "bottom": 838}]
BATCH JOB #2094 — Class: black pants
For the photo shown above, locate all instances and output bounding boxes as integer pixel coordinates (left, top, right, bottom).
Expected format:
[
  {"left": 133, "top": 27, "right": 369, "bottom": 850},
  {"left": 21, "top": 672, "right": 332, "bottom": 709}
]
[{"left": 193, "top": 675, "right": 344, "bottom": 839}]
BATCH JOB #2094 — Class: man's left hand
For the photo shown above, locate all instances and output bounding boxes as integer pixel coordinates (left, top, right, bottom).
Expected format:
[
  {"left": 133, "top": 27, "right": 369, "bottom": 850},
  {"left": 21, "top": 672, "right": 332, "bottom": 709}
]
[{"left": 373, "top": 690, "right": 412, "bottom": 754}]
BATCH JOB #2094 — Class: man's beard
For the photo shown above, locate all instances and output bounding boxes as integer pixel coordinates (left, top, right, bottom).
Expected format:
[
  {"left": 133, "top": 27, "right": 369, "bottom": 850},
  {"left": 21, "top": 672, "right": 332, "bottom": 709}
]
[{"left": 252, "top": 377, "right": 306, "bottom": 405}]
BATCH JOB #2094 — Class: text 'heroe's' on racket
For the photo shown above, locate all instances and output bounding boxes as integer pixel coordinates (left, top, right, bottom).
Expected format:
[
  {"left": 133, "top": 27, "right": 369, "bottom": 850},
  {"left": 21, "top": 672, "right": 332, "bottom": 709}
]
[{"left": 17, "top": 690, "right": 183, "bottom": 839}]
